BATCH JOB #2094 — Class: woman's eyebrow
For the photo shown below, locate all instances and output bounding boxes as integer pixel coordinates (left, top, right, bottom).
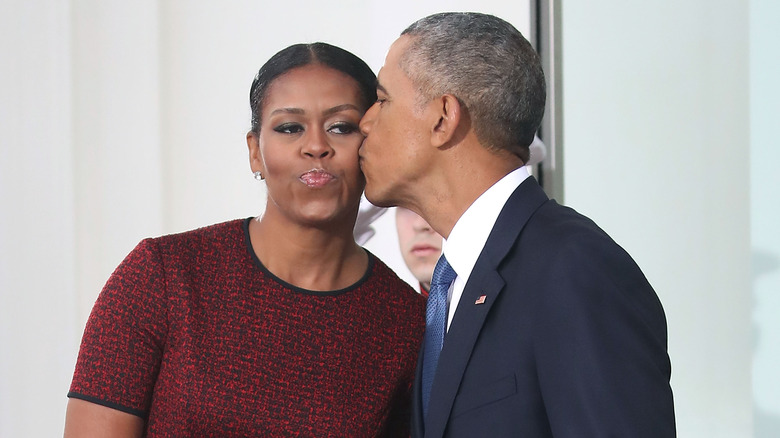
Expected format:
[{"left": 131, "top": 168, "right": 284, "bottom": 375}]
[
  {"left": 269, "top": 104, "right": 360, "bottom": 118},
  {"left": 270, "top": 107, "right": 304, "bottom": 116},
  {"left": 323, "top": 104, "right": 361, "bottom": 116}
]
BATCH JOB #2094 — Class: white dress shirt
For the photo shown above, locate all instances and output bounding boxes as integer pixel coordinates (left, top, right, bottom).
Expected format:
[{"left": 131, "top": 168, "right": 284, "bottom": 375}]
[{"left": 442, "top": 166, "right": 530, "bottom": 331}]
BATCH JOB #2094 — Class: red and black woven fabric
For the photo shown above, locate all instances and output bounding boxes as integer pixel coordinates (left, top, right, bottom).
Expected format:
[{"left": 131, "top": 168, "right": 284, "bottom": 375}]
[{"left": 69, "top": 218, "right": 426, "bottom": 437}]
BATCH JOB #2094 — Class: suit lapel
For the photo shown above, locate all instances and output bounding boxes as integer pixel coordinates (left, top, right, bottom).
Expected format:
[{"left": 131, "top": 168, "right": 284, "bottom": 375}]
[{"left": 423, "top": 177, "right": 549, "bottom": 437}]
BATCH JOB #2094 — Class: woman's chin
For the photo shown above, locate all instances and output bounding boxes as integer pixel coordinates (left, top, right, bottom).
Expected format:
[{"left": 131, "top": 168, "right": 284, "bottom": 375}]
[{"left": 295, "top": 206, "right": 355, "bottom": 229}]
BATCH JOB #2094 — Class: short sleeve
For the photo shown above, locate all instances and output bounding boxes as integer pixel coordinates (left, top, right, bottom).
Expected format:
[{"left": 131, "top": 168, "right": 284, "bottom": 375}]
[{"left": 68, "top": 238, "right": 169, "bottom": 418}]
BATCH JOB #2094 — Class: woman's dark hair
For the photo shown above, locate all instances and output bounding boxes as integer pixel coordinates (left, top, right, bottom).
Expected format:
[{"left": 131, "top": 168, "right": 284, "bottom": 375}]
[{"left": 249, "top": 42, "right": 377, "bottom": 134}]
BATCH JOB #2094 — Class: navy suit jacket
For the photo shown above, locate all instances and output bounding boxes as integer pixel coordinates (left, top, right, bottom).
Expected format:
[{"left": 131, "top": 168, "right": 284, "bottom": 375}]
[{"left": 411, "top": 177, "right": 675, "bottom": 437}]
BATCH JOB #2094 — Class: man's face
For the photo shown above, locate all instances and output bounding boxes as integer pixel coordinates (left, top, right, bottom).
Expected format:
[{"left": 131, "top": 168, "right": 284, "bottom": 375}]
[{"left": 359, "top": 36, "right": 435, "bottom": 209}]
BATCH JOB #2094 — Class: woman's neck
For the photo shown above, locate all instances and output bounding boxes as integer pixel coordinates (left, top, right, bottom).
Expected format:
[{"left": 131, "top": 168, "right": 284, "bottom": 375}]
[{"left": 248, "top": 214, "right": 367, "bottom": 292}]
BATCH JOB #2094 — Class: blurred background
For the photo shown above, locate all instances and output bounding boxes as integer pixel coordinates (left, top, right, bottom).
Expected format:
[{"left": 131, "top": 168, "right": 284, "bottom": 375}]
[{"left": 1, "top": 0, "right": 777, "bottom": 436}]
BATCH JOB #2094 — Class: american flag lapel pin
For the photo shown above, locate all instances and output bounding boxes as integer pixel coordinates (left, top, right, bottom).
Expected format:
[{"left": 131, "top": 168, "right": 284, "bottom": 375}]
[{"left": 475, "top": 295, "right": 487, "bottom": 305}]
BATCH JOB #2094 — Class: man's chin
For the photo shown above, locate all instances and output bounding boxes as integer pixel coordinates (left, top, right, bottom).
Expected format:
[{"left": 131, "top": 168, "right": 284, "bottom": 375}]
[{"left": 363, "top": 185, "right": 397, "bottom": 209}]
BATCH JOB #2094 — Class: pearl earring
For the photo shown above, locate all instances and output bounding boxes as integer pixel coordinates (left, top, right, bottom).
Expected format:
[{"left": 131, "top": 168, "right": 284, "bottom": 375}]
[{"left": 253, "top": 171, "right": 264, "bottom": 181}]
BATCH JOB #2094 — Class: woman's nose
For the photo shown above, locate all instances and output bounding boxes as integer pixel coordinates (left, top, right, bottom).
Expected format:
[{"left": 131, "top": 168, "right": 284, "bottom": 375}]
[{"left": 302, "top": 129, "right": 332, "bottom": 158}]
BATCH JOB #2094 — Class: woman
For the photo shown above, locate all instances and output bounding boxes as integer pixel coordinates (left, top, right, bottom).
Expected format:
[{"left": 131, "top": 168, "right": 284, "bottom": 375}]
[{"left": 65, "top": 43, "right": 426, "bottom": 437}]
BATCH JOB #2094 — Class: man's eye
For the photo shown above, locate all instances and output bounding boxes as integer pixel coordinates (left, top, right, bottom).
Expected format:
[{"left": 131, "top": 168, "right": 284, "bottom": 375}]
[
  {"left": 273, "top": 123, "right": 303, "bottom": 134},
  {"left": 328, "top": 122, "right": 359, "bottom": 135}
]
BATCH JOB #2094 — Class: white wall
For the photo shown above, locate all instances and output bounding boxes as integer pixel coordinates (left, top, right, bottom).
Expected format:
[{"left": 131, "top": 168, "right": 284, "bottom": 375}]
[
  {"left": 750, "top": 1, "right": 780, "bottom": 436},
  {"left": 70, "top": 0, "right": 167, "bottom": 324},
  {"left": 561, "top": 1, "right": 754, "bottom": 436},
  {"left": 1, "top": 2, "right": 79, "bottom": 434}
]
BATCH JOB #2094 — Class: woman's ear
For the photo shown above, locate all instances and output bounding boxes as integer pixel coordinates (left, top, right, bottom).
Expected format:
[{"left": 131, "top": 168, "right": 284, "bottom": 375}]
[
  {"left": 247, "top": 131, "right": 264, "bottom": 174},
  {"left": 430, "top": 94, "right": 462, "bottom": 148}
]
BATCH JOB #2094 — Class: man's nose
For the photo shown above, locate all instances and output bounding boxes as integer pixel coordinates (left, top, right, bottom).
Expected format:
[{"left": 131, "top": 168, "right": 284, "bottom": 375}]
[{"left": 359, "top": 102, "right": 378, "bottom": 136}]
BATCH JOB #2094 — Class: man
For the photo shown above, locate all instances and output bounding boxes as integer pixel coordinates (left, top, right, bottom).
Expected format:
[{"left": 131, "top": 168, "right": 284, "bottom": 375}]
[
  {"left": 395, "top": 207, "right": 443, "bottom": 296},
  {"left": 359, "top": 12, "right": 675, "bottom": 438}
]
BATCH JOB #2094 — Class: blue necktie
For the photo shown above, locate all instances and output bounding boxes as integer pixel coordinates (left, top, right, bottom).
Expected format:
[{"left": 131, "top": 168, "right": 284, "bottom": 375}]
[{"left": 422, "top": 255, "right": 457, "bottom": 421}]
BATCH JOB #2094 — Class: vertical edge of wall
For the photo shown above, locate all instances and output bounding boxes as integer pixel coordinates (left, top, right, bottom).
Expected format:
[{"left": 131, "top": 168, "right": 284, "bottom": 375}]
[{"left": 536, "top": 0, "right": 564, "bottom": 203}]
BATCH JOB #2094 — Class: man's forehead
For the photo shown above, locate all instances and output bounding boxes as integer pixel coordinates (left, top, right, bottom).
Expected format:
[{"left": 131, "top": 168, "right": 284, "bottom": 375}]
[
  {"left": 386, "top": 35, "right": 411, "bottom": 65},
  {"left": 377, "top": 36, "right": 411, "bottom": 92},
  {"left": 375, "top": 64, "right": 391, "bottom": 96}
]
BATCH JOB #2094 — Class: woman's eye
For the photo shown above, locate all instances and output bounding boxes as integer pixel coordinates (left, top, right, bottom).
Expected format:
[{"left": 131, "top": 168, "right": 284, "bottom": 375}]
[
  {"left": 273, "top": 123, "right": 303, "bottom": 134},
  {"left": 328, "top": 122, "right": 359, "bottom": 135}
]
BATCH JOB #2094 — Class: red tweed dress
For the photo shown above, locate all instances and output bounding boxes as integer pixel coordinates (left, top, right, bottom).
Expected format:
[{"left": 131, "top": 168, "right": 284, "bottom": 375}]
[{"left": 68, "top": 218, "right": 426, "bottom": 437}]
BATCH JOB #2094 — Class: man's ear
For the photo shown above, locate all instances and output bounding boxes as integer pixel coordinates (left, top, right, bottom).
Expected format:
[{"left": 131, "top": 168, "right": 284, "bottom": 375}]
[
  {"left": 430, "top": 94, "right": 462, "bottom": 148},
  {"left": 246, "top": 131, "right": 264, "bottom": 173}
]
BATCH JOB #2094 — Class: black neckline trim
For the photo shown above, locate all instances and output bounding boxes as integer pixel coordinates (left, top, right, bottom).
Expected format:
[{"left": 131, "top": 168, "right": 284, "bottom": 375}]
[{"left": 242, "top": 217, "right": 373, "bottom": 296}]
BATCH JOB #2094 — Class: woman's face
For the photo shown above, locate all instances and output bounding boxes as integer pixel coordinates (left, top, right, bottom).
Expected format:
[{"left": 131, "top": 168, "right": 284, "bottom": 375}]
[{"left": 248, "top": 64, "right": 367, "bottom": 228}]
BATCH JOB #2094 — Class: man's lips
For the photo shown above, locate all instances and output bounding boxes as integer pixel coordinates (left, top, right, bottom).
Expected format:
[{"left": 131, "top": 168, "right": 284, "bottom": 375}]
[
  {"left": 410, "top": 244, "right": 440, "bottom": 256},
  {"left": 300, "top": 169, "right": 335, "bottom": 188},
  {"left": 358, "top": 139, "right": 368, "bottom": 161},
  {"left": 358, "top": 144, "right": 366, "bottom": 164}
]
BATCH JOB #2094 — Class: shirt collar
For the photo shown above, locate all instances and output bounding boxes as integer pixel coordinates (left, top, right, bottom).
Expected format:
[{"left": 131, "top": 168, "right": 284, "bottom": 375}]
[{"left": 442, "top": 167, "right": 530, "bottom": 282}]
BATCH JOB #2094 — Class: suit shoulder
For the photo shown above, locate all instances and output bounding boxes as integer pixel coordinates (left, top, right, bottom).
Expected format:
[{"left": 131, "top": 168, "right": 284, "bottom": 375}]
[
  {"left": 518, "top": 201, "right": 649, "bottom": 287},
  {"left": 523, "top": 201, "right": 614, "bottom": 246}
]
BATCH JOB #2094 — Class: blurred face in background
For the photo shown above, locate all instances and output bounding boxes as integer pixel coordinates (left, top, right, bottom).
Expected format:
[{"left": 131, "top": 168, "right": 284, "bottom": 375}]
[{"left": 395, "top": 207, "right": 443, "bottom": 292}]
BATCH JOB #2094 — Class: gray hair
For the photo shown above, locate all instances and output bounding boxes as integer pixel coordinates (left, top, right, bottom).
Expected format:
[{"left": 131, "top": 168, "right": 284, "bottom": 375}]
[{"left": 400, "top": 12, "right": 546, "bottom": 162}]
